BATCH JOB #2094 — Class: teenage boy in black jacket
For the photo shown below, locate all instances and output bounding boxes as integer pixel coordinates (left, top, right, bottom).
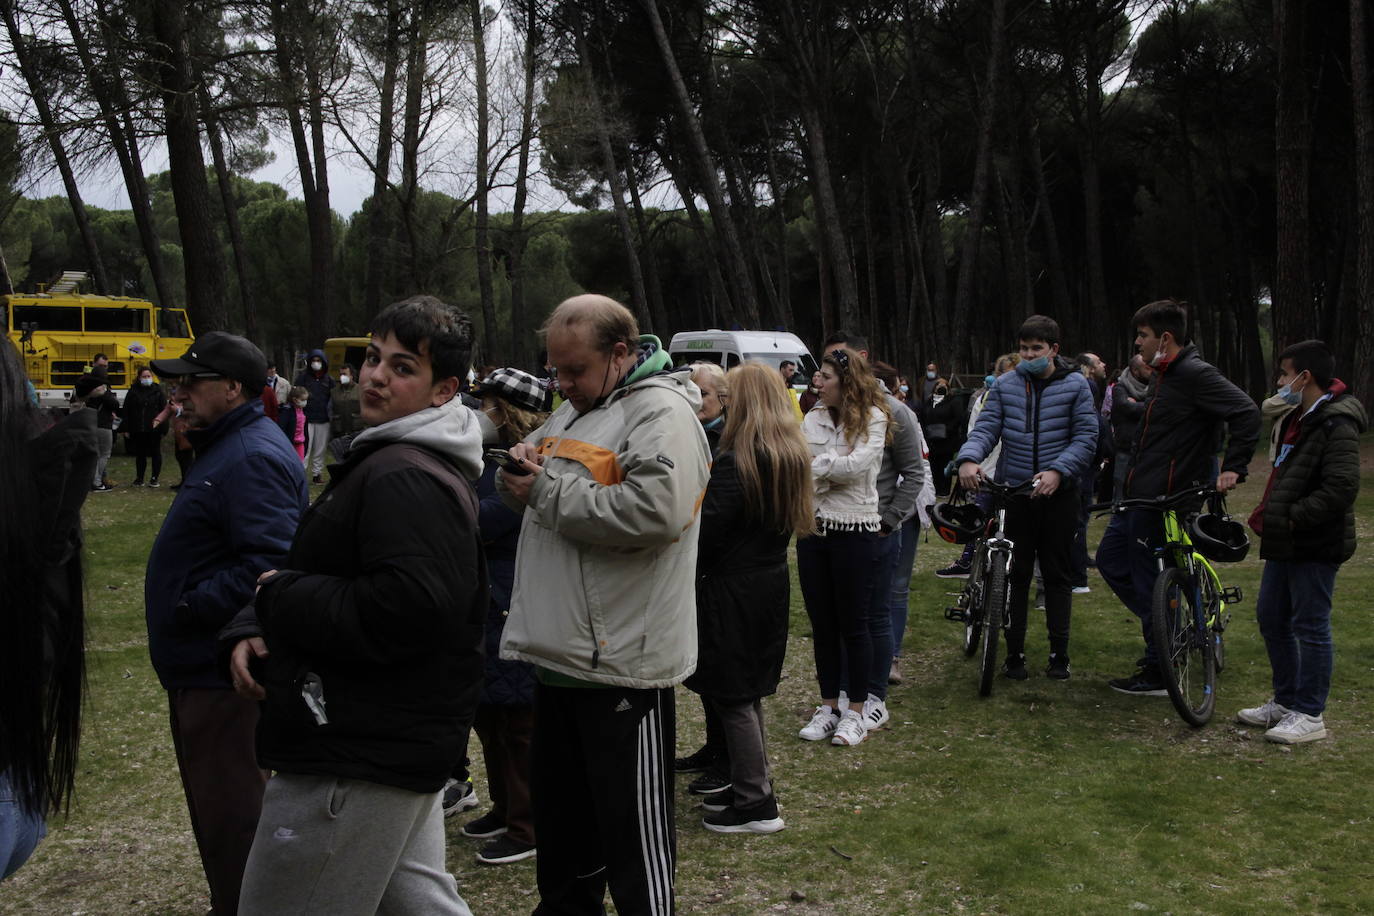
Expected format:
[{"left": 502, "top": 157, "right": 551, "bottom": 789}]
[
  {"left": 1236, "top": 340, "right": 1366, "bottom": 744},
  {"left": 227, "top": 296, "right": 486, "bottom": 914},
  {"left": 1097, "top": 299, "right": 1260, "bottom": 695}
]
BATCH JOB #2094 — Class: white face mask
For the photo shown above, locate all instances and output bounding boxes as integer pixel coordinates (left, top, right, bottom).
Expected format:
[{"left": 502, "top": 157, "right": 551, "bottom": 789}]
[
  {"left": 296, "top": 400, "right": 308, "bottom": 409},
  {"left": 310, "top": 361, "right": 323, "bottom": 371},
  {"left": 339, "top": 375, "right": 351, "bottom": 385},
  {"left": 140, "top": 377, "right": 154, "bottom": 386}
]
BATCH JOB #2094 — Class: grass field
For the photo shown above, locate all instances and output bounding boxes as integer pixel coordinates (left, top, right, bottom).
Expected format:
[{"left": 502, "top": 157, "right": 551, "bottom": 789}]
[{"left": 3, "top": 440, "right": 1372, "bottom": 914}]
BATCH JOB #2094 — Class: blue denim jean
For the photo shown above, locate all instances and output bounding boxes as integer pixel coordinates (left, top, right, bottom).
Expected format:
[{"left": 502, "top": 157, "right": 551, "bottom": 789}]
[
  {"left": 797, "top": 529, "right": 882, "bottom": 701},
  {"left": 1255, "top": 560, "right": 1339, "bottom": 716},
  {"left": 1, "top": 770, "right": 46, "bottom": 880},
  {"left": 838, "top": 529, "right": 902, "bottom": 700},
  {"left": 889, "top": 517, "right": 920, "bottom": 658},
  {"left": 1096, "top": 509, "right": 1164, "bottom": 666}
]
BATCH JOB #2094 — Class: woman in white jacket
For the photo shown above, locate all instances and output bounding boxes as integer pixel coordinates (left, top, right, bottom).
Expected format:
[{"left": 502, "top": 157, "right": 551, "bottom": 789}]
[{"left": 797, "top": 349, "right": 891, "bottom": 747}]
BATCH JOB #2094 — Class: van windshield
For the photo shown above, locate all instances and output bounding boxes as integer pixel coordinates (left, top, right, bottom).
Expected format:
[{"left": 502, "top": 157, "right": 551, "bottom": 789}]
[
  {"left": 671, "top": 351, "right": 723, "bottom": 366},
  {"left": 744, "top": 353, "right": 819, "bottom": 375}
]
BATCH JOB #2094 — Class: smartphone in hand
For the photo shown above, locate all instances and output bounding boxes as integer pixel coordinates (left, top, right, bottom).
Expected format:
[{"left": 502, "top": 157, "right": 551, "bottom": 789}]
[{"left": 485, "top": 447, "right": 532, "bottom": 476}]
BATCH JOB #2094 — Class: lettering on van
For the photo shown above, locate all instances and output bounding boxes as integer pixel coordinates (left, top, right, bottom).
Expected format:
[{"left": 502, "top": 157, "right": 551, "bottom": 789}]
[{"left": 685, "top": 339, "right": 715, "bottom": 349}]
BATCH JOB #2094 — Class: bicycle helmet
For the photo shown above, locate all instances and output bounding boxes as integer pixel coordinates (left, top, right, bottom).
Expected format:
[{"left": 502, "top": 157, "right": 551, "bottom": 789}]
[
  {"left": 931, "top": 499, "right": 986, "bottom": 545},
  {"left": 1189, "top": 507, "right": 1250, "bottom": 563}
]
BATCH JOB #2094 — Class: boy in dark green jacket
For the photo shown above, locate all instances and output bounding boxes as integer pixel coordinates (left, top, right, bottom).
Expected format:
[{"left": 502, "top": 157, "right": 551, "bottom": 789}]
[{"left": 1238, "top": 340, "right": 1367, "bottom": 744}]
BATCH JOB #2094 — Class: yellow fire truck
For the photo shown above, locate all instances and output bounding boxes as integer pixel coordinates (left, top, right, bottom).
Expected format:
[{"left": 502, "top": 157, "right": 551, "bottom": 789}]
[{"left": 3, "top": 271, "right": 194, "bottom": 407}]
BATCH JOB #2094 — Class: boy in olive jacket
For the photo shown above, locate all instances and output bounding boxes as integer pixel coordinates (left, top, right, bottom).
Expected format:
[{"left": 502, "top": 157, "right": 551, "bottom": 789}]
[{"left": 1238, "top": 340, "right": 1367, "bottom": 745}]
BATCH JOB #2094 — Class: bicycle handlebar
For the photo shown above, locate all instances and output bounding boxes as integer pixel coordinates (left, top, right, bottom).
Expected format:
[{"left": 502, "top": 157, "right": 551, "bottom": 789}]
[{"left": 1088, "top": 485, "right": 1217, "bottom": 515}]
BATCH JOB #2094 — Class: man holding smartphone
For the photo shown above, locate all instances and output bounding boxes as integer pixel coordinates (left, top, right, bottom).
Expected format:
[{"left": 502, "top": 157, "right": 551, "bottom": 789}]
[{"left": 499, "top": 294, "right": 710, "bottom": 916}]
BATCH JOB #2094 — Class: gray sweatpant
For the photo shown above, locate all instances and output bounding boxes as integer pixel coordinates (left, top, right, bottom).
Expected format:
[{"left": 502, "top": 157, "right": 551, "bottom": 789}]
[
  {"left": 237, "top": 773, "right": 471, "bottom": 916},
  {"left": 93, "top": 427, "right": 112, "bottom": 485}
]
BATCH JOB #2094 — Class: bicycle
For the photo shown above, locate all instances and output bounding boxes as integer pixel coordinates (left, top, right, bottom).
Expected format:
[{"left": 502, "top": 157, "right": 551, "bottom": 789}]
[
  {"left": 937, "top": 479, "right": 1036, "bottom": 697},
  {"left": 1095, "top": 486, "right": 1247, "bottom": 726}
]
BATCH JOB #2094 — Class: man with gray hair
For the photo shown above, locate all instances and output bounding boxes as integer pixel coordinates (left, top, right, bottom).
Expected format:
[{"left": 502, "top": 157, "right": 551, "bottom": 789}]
[{"left": 500, "top": 294, "right": 711, "bottom": 916}]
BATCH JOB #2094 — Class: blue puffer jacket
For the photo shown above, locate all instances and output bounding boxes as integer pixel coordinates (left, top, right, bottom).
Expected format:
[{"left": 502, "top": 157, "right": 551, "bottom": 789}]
[
  {"left": 957, "top": 358, "right": 1098, "bottom": 486},
  {"left": 476, "top": 459, "right": 536, "bottom": 706},
  {"left": 144, "top": 401, "right": 309, "bottom": 689}
]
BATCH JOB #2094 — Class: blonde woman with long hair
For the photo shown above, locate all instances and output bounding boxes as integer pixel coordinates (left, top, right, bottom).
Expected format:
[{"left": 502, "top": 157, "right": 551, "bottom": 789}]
[
  {"left": 684, "top": 363, "right": 813, "bottom": 834},
  {"left": 797, "top": 349, "right": 891, "bottom": 748}
]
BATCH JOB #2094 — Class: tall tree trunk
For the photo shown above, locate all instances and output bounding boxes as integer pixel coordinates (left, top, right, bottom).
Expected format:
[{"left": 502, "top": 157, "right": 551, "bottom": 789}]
[
  {"left": 765, "top": 148, "right": 794, "bottom": 329},
  {"left": 640, "top": 0, "right": 759, "bottom": 326},
  {"left": 1, "top": 0, "right": 109, "bottom": 294},
  {"left": 398, "top": 15, "right": 429, "bottom": 287},
  {"left": 507, "top": 0, "right": 538, "bottom": 370},
  {"left": 364, "top": 0, "right": 402, "bottom": 318},
  {"left": 471, "top": 0, "right": 497, "bottom": 361},
  {"left": 1028, "top": 124, "right": 1072, "bottom": 318},
  {"left": 621, "top": 155, "right": 668, "bottom": 334},
  {"left": 661, "top": 147, "right": 731, "bottom": 329},
  {"left": 950, "top": 0, "right": 1008, "bottom": 372},
  {"left": 798, "top": 102, "right": 861, "bottom": 329},
  {"left": 197, "top": 76, "right": 259, "bottom": 341},
  {"left": 1351, "top": 0, "right": 1374, "bottom": 411},
  {"left": 146, "top": 0, "right": 227, "bottom": 328},
  {"left": 58, "top": 0, "right": 168, "bottom": 303},
  {"left": 1274, "top": 0, "right": 1313, "bottom": 350}
]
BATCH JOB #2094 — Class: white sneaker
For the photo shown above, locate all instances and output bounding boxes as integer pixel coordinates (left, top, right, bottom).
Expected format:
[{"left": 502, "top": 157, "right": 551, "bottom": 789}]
[
  {"left": 799, "top": 706, "right": 840, "bottom": 741},
  {"left": 1237, "top": 698, "right": 1290, "bottom": 728},
  {"left": 1072, "top": 585, "right": 1091, "bottom": 595},
  {"left": 861, "top": 694, "right": 889, "bottom": 731},
  {"left": 831, "top": 710, "right": 867, "bottom": 746},
  {"left": 1264, "top": 711, "right": 1327, "bottom": 745}
]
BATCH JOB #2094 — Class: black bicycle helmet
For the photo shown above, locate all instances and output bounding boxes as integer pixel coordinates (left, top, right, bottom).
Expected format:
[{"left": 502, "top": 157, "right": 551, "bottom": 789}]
[
  {"left": 931, "top": 500, "right": 986, "bottom": 545},
  {"left": 1189, "top": 508, "right": 1250, "bottom": 563}
]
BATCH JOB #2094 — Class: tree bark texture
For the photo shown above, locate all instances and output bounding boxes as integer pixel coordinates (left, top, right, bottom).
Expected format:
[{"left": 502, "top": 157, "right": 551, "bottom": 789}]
[
  {"left": 471, "top": 0, "right": 498, "bottom": 362},
  {"left": 1273, "top": 0, "right": 1314, "bottom": 350},
  {"left": 507, "top": 0, "right": 539, "bottom": 370},
  {"left": 1351, "top": 0, "right": 1374, "bottom": 411},
  {"left": 146, "top": 0, "right": 228, "bottom": 329},
  {"left": 364, "top": 0, "right": 402, "bottom": 319}
]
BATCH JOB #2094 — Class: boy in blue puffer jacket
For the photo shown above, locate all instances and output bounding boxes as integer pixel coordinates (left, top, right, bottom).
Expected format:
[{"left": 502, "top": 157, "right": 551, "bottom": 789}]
[{"left": 956, "top": 315, "right": 1099, "bottom": 680}]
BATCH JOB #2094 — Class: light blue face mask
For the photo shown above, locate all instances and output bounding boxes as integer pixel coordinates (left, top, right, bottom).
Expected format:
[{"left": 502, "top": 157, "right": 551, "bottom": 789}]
[
  {"left": 1276, "top": 382, "right": 1302, "bottom": 406},
  {"left": 140, "top": 377, "right": 154, "bottom": 386},
  {"left": 702, "top": 413, "right": 725, "bottom": 431},
  {"left": 1016, "top": 356, "right": 1050, "bottom": 376},
  {"left": 984, "top": 374, "right": 997, "bottom": 388}
]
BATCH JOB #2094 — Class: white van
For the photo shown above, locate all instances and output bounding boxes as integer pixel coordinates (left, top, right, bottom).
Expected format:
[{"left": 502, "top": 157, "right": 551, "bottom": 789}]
[{"left": 668, "top": 330, "right": 818, "bottom": 385}]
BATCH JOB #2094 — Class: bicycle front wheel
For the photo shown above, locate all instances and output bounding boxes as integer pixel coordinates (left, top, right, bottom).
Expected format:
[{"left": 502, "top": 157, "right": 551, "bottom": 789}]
[
  {"left": 1150, "top": 567, "right": 1216, "bottom": 726},
  {"left": 978, "top": 553, "right": 1007, "bottom": 697}
]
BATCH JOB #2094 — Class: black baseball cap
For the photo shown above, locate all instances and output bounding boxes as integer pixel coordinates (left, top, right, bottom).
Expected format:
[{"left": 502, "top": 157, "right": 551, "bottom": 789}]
[{"left": 150, "top": 331, "right": 268, "bottom": 390}]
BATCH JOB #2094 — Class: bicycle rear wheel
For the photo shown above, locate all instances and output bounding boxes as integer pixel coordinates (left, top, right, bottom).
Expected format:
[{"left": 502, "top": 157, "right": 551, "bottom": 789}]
[
  {"left": 978, "top": 553, "right": 1007, "bottom": 697},
  {"left": 1150, "top": 567, "right": 1216, "bottom": 726}
]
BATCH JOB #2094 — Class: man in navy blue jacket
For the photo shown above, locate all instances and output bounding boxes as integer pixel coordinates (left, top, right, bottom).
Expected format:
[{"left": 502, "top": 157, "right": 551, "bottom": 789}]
[
  {"left": 146, "top": 332, "right": 308, "bottom": 916},
  {"left": 956, "top": 315, "right": 1099, "bottom": 681}
]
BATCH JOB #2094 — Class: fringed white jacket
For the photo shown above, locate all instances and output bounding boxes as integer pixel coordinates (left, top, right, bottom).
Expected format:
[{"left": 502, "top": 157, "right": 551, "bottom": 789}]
[{"left": 803, "top": 403, "right": 888, "bottom": 533}]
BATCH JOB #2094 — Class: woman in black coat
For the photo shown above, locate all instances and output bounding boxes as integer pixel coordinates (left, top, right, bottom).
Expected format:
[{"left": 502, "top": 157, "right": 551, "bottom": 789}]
[
  {"left": 121, "top": 367, "right": 168, "bottom": 486},
  {"left": 686, "top": 363, "right": 815, "bottom": 836}
]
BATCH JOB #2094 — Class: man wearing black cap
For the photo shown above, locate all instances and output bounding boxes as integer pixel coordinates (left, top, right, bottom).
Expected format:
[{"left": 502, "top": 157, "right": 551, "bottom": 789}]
[{"left": 144, "top": 331, "right": 309, "bottom": 916}]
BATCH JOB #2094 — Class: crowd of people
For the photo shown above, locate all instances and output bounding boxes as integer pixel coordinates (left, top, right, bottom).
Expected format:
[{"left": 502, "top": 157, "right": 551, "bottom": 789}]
[{"left": 0, "top": 294, "right": 1365, "bottom": 915}]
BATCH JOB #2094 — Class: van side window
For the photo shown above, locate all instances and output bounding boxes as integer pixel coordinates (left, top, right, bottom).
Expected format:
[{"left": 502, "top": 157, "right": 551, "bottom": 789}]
[{"left": 725, "top": 353, "right": 740, "bottom": 368}]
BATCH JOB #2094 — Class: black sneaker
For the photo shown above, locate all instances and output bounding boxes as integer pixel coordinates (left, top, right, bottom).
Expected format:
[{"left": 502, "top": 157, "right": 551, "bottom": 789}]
[
  {"left": 132, "top": 479, "right": 145, "bottom": 487},
  {"left": 687, "top": 767, "right": 732, "bottom": 797},
  {"left": 674, "top": 745, "right": 720, "bottom": 774},
  {"left": 703, "top": 796, "right": 785, "bottom": 835},
  {"left": 312, "top": 474, "right": 324, "bottom": 484},
  {"left": 1002, "top": 653, "right": 1029, "bottom": 680},
  {"left": 1046, "top": 653, "right": 1071, "bottom": 680},
  {"left": 1109, "top": 668, "right": 1169, "bottom": 696},
  {"left": 441, "top": 778, "right": 479, "bottom": 818},
  {"left": 476, "top": 835, "right": 536, "bottom": 865},
  {"left": 149, "top": 477, "right": 160, "bottom": 488},
  {"left": 460, "top": 810, "right": 507, "bottom": 839},
  {"left": 935, "top": 561, "right": 972, "bottom": 579}
]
